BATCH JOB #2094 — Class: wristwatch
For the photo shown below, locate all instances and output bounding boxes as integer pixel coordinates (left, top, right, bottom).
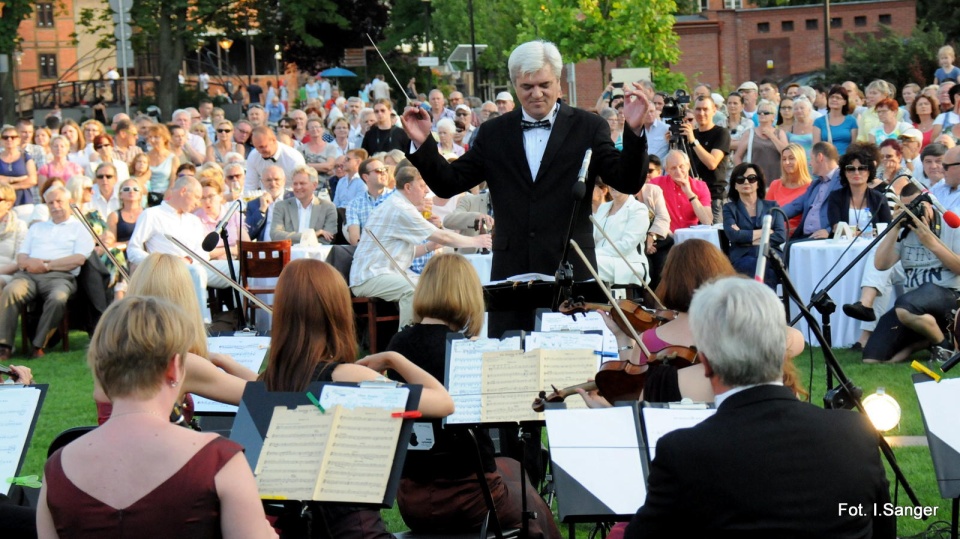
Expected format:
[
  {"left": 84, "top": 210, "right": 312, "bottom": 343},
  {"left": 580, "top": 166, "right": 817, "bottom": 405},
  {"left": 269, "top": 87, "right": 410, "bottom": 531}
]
[{"left": 691, "top": 139, "right": 700, "bottom": 147}]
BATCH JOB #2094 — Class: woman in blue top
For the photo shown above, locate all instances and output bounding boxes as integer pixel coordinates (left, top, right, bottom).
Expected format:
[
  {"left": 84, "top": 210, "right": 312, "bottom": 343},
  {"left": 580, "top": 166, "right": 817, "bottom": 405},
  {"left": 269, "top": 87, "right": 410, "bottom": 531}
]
[
  {"left": 722, "top": 162, "right": 785, "bottom": 289},
  {"left": 813, "top": 85, "right": 859, "bottom": 155}
]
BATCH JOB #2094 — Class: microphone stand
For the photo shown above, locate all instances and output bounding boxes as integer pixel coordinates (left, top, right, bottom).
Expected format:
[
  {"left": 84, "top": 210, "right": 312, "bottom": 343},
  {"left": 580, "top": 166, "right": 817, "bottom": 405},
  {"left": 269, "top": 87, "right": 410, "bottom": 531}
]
[
  {"left": 218, "top": 224, "right": 246, "bottom": 329},
  {"left": 766, "top": 249, "right": 923, "bottom": 511},
  {"left": 70, "top": 204, "right": 129, "bottom": 281},
  {"left": 553, "top": 161, "right": 589, "bottom": 312}
]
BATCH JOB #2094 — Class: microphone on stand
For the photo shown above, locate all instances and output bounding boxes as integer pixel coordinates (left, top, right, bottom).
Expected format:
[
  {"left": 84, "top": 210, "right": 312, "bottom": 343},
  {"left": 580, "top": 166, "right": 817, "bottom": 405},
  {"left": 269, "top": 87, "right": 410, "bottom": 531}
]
[
  {"left": 907, "top": 177, "right": 960, "bottom": 228},
  {"left": 572, "top": 149, "right": 593, "bottom": 200},
  {"left": 941, "top": 351, "right": 960, "bottom": 373},
  {"left": 754, "top": 214, "right": 773, "bottom": 282},
  {"left": 202, "top": 199, "right": 242, "bottom": 252}
]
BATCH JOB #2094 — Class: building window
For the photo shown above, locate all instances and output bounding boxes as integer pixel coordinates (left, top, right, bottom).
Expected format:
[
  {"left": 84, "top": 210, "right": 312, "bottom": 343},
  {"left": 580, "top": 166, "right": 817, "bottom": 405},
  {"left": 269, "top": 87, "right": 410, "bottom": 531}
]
[
  {"left": 37, "top": 3, "right": 54, "bottom": 28},
  {"left": 831, "top": 17, "right": 842, "bottom": 29},
  {"left": 854, "top": 15, "right": 867, "bottom": 27},
  {"left": 699, "top": 0, "right": 709, "bottom": 12},
  {"left": 757, "top": 22, "right": 770, "bottom": 33},
  {"left": 39, "top": 54, "right": 57, "bottom": 79},
  {"left": 806, "top": 19, "right": 818, "bottom": 30},
  {"left": 724, "top": 0, "right": 743, "bottom": 8},
  {"left": 782, "top": 21, "right": 794, "bottom": 32},
  {"left": 879, "top": 14, "right": 892, "bottom": 24}
]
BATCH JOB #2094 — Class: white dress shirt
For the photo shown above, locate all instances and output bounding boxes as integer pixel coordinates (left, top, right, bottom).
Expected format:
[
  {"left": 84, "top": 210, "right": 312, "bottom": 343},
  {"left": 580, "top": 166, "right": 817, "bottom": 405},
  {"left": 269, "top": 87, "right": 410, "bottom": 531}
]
[
  {"left": 522, "top": 103, "right": 560, "bottom": 180},
  {"left": 19, "top": 217, "right": 95, "bottom": 276},
  {"left": 244, "top": 143, "right": 307, "bottom": 191},
  {"left": 126, "top": 202, "right": 207, "bottom": 265}
]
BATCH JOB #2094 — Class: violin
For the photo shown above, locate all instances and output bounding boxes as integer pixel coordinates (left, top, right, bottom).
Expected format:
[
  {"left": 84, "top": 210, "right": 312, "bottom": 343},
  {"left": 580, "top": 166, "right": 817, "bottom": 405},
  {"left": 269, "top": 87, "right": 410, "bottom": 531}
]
[{"left": 559, "top": 298, "right": 676, "bottom": 336}]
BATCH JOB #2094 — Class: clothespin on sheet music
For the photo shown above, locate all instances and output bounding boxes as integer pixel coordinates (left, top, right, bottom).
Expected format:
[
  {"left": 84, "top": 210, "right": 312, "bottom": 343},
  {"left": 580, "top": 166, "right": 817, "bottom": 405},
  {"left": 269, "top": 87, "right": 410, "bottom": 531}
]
[{"left": 6, "top": 475, "right": 41, "bottom": 488}]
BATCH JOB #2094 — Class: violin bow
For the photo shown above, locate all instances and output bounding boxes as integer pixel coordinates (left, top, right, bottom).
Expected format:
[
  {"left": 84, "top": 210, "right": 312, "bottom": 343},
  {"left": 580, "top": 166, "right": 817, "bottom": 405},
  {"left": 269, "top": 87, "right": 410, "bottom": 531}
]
[
  {"left": 364, "top": 228, "right": 417, "bottom": 290},
  {"left": 568, "top": 239, "right": 652, "bottom": 358},
  {"left": 70, "top": 204, "right": 130, "bottom": 281},
  {"left": 589, "top": 214, "right": 666, "bottom": 310},
  {"left": 164, "top": 235, "right": 273, "bottom": 314}
]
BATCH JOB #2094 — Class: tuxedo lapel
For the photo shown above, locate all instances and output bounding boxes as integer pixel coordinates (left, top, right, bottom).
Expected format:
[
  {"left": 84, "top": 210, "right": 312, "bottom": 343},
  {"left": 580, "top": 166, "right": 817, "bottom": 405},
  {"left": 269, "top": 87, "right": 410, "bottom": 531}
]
[
  {"left": 535, "top": 103, "right": 575, "bottom": 184},
  {"left": 503, "top": 110, "right": 534, "bottom": 185}
]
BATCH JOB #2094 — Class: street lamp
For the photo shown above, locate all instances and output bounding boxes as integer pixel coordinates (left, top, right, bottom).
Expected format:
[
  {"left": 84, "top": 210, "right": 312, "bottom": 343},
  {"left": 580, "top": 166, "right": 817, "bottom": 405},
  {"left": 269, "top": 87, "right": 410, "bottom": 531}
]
[
  {"left": 219, "top": 37, "right": 234, "bottom": 76},
  {"left": 274, "top": 44, "right": 281, "bottom": 88}
]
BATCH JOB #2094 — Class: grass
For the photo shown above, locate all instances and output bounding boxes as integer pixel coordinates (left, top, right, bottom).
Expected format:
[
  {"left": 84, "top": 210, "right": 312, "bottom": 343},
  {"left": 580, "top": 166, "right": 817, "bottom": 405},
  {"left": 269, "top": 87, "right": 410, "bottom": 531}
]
[{"left": 14, "top": 332, "right": 959, "bottom": 536}]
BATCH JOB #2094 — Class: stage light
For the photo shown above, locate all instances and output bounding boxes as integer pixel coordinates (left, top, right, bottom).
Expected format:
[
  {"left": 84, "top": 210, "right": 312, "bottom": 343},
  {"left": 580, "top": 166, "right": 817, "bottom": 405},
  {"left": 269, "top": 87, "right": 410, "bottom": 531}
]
[{"left": 863, "top": 387, "right": 900, "bottom": 432}]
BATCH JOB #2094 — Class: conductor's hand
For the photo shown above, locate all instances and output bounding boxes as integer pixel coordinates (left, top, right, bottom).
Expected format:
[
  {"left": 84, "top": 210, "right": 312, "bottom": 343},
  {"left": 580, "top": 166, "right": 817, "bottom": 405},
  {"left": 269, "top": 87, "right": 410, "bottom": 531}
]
[
  {"left": 401, "top": 105, "right": 433, "bottom": 147},
  {"left": 472, "top": 234, "right": 493, "bottom": 250},
  {"left": 622, "top": 83, "right": 651, "bottom": 134}
]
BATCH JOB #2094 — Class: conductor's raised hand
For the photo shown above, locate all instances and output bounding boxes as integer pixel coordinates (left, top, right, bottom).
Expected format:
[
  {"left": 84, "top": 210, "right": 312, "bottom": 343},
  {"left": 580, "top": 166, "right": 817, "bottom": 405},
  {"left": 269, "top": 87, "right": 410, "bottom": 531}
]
[
  {"left": 401, "top": 104, "right": 433, "bottom": 147},
  {"left": 622, "top": 83, "right": 651, "bottom": 134}
]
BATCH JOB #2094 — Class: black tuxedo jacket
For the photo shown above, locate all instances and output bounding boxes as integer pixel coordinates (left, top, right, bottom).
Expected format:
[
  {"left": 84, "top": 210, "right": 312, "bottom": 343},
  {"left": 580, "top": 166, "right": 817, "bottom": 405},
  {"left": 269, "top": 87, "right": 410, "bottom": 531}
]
[
  {"left": 625, "top": 385, "right": 895, "bottom": 539},
  {"left": 408, "top": 102, "right": 647, "bottom": 280}
]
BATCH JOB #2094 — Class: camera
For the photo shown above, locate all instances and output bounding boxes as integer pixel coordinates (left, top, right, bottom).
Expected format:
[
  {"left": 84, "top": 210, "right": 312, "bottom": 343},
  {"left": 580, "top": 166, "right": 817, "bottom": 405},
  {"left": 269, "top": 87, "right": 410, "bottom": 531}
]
[{"left": 660, "top": 89, "right": 690, "bottom": 139}]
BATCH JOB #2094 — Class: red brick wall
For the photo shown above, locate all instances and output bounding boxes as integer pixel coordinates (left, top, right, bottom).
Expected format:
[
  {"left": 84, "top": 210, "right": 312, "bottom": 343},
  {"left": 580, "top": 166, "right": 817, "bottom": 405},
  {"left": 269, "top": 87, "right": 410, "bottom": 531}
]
[{"left": 17, "top": 1, "right": 79, "bottom": 90}]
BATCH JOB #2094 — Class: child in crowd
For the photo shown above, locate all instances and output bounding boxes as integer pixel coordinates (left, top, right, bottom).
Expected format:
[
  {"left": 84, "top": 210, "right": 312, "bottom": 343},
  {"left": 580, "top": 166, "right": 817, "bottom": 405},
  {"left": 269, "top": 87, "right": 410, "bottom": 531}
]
[{"left": 935, "top": 45, "right": 960, "bottom": 84}]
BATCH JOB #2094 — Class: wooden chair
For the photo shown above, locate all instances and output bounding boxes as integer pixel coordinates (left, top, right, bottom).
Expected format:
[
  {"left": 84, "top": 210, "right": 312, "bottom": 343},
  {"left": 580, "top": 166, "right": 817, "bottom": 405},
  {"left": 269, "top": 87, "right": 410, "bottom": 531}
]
[
  {"left": 240, "top": 239, "right": 291, "bottom": 326},
  {"left": 325, "top": 245, "right": 400, "bottom": 353}
]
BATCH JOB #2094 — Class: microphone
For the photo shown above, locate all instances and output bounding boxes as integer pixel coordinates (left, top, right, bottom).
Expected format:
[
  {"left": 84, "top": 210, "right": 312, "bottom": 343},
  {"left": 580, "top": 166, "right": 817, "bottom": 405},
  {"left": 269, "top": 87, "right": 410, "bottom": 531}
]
[
  {"left": 754, "top": 214, "right": 773, "bottom": 282},
  {"left": 202, "top": 200, "right": 242, "bottom": 252},
  {"left": 572, "top": 149, "right": 593, "bottom": 200},
  {"left": 942, "top": 351, "right": 960, "bottom": 373},
  {"left": 907, "top": 177, "right": 960, "bottom": 228}
]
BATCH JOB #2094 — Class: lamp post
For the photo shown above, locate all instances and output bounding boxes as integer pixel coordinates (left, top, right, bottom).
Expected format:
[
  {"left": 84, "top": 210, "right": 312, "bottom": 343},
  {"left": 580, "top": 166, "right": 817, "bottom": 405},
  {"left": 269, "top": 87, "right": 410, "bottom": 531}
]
[
  {"left": 274, "top": 44, "right": 281, "bottom": 88},
  {"left": 13, "top": 50, "right": 23, "bottom": 116},
  {"left": 219, "top": 37, "right": 234, "bottom": 75}
]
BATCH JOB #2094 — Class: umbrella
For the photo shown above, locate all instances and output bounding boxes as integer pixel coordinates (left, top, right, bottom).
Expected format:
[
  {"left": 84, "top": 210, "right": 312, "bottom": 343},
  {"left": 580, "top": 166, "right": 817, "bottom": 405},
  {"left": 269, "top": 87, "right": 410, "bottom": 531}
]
[{"left": 317, "top": 67, "right": 357, "bottom": 78}]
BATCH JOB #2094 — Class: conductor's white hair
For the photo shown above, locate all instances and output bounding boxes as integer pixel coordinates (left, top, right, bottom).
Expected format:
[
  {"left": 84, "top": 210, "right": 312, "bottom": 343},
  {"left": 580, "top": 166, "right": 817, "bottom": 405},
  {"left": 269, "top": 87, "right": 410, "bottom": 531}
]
[{"left": 508, "top": 41, "right": 563, "bottom": 84}]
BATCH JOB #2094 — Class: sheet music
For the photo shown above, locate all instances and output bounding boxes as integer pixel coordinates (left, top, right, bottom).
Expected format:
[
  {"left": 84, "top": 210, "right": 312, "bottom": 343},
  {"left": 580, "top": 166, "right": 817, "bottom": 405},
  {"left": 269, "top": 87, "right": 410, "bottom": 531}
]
[
  {"left": 525, "top": 332, "right": 604, "bottom": 369},
  {"left": 193, "top": 336, "right": 271, "bottom": 414},
  {"left": 317, "top": 407, "right": 402, "bottom": 503},
  {"left": 255, "top": 405, "right": 333, "bottom": 500},
  {"left": 546, "top": 407, "right": 646, "bottom": 516},
  {"left": 319, "top": 384, "right": 409, "bottom": 412},
  {"left": 446, "top": 337, "right": 521, "bottom": 424},
  {"left": 915, "top": 377, "right": 960, "bottom": 457},
  {"left": 0, "top": 386, "right": 41, "bottom": 496},
  {"left": 540, "top": 349, "right": 602, "bottom": 410},
  {"left": 538, "top": 311, "right": 618, "bottom": 354},
  {"left": 641, "top": 407, "right": 715, "bottom": 461},
  {"left": 481, "top": 350, "right": 540, "bottom": 423}
]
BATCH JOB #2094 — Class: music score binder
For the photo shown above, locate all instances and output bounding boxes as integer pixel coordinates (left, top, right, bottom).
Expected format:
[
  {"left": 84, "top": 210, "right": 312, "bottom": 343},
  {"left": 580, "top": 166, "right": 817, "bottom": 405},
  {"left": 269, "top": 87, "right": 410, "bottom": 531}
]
[
  {"left": 229, "top": 381, "right": 421, "bottom": 507},
  {"left": 193, "top": 335, "right": 271, "bottom": 415},
  {"left": 0, "top": 384, "right": 47, "bottom": 496},
  {"left": 913, "top": 373, "right": 960, "bottom": 498}
]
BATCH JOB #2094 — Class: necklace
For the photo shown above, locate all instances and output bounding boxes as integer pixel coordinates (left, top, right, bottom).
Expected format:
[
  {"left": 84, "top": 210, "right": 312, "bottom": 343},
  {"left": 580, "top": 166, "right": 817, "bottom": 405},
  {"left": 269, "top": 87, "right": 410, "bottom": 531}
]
[{"left": 852, "top": 192, "right": 866, "bottom": 225}]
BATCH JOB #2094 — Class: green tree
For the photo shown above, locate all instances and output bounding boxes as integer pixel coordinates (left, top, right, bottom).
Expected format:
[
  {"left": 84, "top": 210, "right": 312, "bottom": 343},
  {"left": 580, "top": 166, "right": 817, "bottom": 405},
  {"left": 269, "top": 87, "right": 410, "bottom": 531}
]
[
  {"left": 0, "top": 1, "right": 36, "bottom": 123},
  {"left": 516, "top": 0, "right": 681, "bottom": 87},
  {"left": 824, "top": 25, "right": 944, "bottom": 90},
  {"left": 917, "top": 0, "right": 960, "bottom": 45}
]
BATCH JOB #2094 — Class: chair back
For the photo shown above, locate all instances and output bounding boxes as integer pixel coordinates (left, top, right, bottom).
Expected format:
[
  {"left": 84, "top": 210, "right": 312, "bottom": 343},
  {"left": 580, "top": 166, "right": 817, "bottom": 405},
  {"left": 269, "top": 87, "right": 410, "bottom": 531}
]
[{"left": 241, "top": 240, "right": 292, "bottom": 284}]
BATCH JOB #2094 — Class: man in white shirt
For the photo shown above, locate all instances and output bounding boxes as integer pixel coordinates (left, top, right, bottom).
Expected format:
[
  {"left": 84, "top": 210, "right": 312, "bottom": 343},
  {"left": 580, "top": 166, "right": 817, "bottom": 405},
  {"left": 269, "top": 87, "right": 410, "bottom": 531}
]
[
  {"left": 270, "top": 166, "right": 338, "bottom": 244},
  {"left": 244, "top": 126, "right": 306, "bottom": 191},
  {"left": 0, "top": 187, "right": 94, "bottom": 359},
  {"left": 126, "top": 176, "right": 232, "bottom": 321},
  {"left": 349, "top": 167, "right": 491, "bottom": 328},
  {"left": 90, "top": 163, "right": 121, "bottom": 218},
  {"left": 371, "top": 74, "right": 390, "bottom": 100},
  {"left": 171, "top": 109, "right": 206, "bottom": 163}
]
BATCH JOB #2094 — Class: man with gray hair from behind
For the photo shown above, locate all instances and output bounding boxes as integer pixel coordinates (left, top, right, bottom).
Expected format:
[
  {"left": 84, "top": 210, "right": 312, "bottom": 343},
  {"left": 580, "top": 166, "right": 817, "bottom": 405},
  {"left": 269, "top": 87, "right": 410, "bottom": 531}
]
[{"left": 626, "top": 277, "right": 895, "bottom": 539}]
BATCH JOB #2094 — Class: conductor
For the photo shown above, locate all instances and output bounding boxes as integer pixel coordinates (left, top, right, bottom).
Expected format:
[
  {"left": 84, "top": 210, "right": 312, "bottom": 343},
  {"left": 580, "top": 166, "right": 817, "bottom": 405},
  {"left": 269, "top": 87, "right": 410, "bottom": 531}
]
[{"left": 403, "top": 40, "right": 650, "bottom": 285}]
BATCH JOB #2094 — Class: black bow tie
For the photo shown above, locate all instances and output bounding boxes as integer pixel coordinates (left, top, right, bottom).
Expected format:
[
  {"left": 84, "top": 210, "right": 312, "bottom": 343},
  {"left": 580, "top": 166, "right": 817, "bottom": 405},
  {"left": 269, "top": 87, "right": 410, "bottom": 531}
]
[
  {"left": 521, "top": 119, "right": 551, "bottom": 131},
  {"left": 264, "top": 155, "right": 277, "bottom": 162}
]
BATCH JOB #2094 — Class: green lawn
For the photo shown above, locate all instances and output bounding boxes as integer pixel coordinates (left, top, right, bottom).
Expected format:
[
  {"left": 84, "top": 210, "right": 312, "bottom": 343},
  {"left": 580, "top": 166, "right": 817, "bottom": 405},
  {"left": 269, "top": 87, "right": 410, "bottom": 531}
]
[{"left": 14, "top": 333, "right": 958, "bottom": 536}]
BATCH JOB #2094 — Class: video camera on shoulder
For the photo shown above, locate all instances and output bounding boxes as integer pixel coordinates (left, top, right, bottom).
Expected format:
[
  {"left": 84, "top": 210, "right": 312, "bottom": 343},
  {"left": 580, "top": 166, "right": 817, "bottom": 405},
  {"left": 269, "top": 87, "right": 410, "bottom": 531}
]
[{"left": 660, "top": 89, "right": 691, "bottom": 139}]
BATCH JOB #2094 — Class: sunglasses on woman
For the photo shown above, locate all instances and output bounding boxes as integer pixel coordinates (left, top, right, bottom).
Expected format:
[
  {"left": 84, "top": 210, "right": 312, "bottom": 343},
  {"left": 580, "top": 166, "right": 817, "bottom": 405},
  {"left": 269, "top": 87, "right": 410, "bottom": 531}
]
[
  {"left": 120, "top": 186, "right": 142, "bottom": 193},
  {"left": 734, "top": 174, "right": 759, "bottom": 184},
  {"left": 844, "top": 165, "right": 869, "bottom": 173}
]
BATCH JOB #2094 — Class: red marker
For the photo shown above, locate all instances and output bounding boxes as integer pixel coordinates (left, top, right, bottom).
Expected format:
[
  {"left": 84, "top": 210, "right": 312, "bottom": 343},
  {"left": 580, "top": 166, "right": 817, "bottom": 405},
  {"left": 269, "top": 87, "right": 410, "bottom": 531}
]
[{"left": 391, "top": 411, "right": 423, "bottom": 419}]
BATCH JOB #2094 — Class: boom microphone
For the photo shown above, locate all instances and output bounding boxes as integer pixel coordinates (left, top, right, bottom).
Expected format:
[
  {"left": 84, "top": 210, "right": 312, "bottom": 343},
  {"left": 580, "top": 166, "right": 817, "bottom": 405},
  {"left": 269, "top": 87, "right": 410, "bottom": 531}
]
[
  {"left": 202, "top": 200, "right": 242, "bottom": 252},
  {"left": 754, "top": 214, "right": 772, "bottom": 282},
  {"left": 572, "top": 149, "right": 593, "bottom": 200},
  {"left": 907, "top": 177, "right": 960, "bottom": 228}
]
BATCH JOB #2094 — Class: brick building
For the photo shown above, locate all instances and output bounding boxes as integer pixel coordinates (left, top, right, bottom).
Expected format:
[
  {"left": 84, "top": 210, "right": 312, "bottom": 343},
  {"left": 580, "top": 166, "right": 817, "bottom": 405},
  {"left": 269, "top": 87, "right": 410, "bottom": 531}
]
[
  {"left": 565, "top": 0, "right": 916, "bottom": 109},
  {"left": 15, "top": 0, "right": 80, "bottom": 91}
]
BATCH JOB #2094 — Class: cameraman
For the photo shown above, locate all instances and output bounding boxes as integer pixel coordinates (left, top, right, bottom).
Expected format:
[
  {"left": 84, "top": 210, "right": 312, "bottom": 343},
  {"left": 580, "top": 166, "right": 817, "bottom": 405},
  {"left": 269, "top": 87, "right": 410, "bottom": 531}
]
[{"left": 678, "top": 95, "right": 730, "bottom": 223}]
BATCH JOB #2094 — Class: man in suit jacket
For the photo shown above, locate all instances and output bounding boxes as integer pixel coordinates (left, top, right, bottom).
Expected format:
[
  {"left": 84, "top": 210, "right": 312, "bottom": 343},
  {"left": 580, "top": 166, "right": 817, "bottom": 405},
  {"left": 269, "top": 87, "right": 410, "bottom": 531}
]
[
  {"left": 404, "top": 40, "right": 649, "bottom": 283},
  {"left": 443, "top": 184, "right": 493, "bottom": 254},
  {"left": 270, "top": 165, "right": 337, "bottom": 244},
  {"left": 245, "top": 165, "right": 291, "bottom": 241},
  {"left": 625, "top": 278, "right": 895, "bottom": 539},
  {"left": 782, "top": 141, "right": 842, "bottom": 239}
]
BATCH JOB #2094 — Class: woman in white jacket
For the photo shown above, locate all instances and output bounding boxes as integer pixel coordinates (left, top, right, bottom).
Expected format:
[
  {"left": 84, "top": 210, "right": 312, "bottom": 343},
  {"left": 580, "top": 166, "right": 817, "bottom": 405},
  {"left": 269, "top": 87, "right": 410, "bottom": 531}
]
[{"left": 593, "top": 181, "right": 650, "bottom": 286}]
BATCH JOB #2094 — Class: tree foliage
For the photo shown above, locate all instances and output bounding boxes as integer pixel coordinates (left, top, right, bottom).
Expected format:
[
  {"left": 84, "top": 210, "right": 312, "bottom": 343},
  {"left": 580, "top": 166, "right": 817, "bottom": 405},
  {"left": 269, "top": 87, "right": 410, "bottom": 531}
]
[
  {"left": 516, "top": 0, "right": 681, "bottom": 85},
  {"left": 824, "top": 24, "right": 944, "bottom": 90},
  {"left": 0, "top": 0, "right": 38, "bottom": 122},
  {"left": 917, "top": 0, "right": 960, "bottom": 46}
]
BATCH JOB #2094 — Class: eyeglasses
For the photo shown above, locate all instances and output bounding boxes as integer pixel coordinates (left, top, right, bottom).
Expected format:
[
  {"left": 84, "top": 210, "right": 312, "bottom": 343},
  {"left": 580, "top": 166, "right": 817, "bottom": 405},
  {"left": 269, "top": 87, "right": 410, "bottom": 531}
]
[
  {"left": 120, "top": 186, "right": 141, "bottom": 193},
  {"left": 943, "top": 162, "right": 960, "bottom": 171},
  {"left": 1, "top": 135, "right": 19, "bottom": 140},
  {"left": 95, "top": 144, "right": 112, "bottom": 149},
  {"left": 217, "top": 129, "right": 233, "bottom": 133},
  {"left": 876, "top": 108, "right": 892, "bottom": 114},
  {"left": 367, "top": 167, "right": 387, "bottom": 174},
  {"left": 237, "top": 129, "right": 252, "bottom": 135},
  {"left": 844, "top": 165, "right": 870, "bottom": 173},
  {"left": 334, "top": 164, "right": 345, "bottom": 169},
  {"left": 96, "top": 174, "right": 115, "bottom": 179},
  {"left": 226, "top": 174, "right": 243, "bottom": 179},
  {"left": 758, "top": 111, "right": 775, "bottom": 116},
  {"left": 734, "top": 174, "right": 759, "bottom": 184},
  {"left": 83, "top": 186, "right": 94, "bottom": 191}
]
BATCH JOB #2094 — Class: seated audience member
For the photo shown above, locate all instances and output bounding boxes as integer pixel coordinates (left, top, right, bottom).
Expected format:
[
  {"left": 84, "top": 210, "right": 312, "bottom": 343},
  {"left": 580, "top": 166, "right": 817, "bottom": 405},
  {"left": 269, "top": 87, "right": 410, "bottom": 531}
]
[
  {"left": 107, "top": 179, "right": 144, "bottom": 252},
  {"left": 648, "top": 150, "right": 713, "bottom": 232},
  {"left": 781, "top": 141, "right": 842, "bottom": 239},
  {"left": 915, "top": 142, "right": 948, "bottom": 188},
  {"left": 623, "top": 278, "right": 894, "bottom": 538},
  {"left": 332, "top": 149, "right": 368, "bottom": 209},
  {"left": 243, "top": 126, "right": 306, "bottom": 191},
  {"left": 864, "top": 155, "right": 960, "bottom": 363},
  {"left": 594, "top": 182, "right": 649, "bottom": 285},
  {"left": 270, "top": 165, "right": 337, "bottom": 244},
  {"left": 195, "top": 177, "right": 250, "bottom": 260},
  {"left": 0, "top": 186, "right": 93, "bottom": 359},
  {"left": 349, "top": 167, "right": 491, "bottom": 328},
  {"left": 387, "top": 254, "right": 561, "bottom": 538},
  {"left": 442, "top": 182, "right": 494, "bottom": 254},
  {"left": 0, "top": 185, "right": 27, "bottom": 291},
  {"left": 245, "top": 165, "right": 290, "bottom": 241},
  {"left": 259, "top": 258, "right": 453, "bottom": 538},
  {"left": 222, "top": 163, "right": 245, "bottom": 202},
  {"left": 826, "top": 147, "right": 892, "bottom": 235},
  {"left": 126, "top": 176, "right": 232, "bottom": 321},
  {"left": 637, "top": 156, "right": 672, "bottom": 289},
  {"left": 766, "top": 143, "right": 812, "bottom": 233},
  {"left": 90, "top": 162, "right": 121, "bottom": 219},
  {"left": 38, "top": 296, "right": 275, "bottom": 538},
  {"left": 722, "top": 163, "right": 785, "bottom": 288},
  {"left": 85, "top": 134, "right": 130, "bottom": 184},
  {"left": 346, "top": 157, "right": 395, "bottom": 245}
]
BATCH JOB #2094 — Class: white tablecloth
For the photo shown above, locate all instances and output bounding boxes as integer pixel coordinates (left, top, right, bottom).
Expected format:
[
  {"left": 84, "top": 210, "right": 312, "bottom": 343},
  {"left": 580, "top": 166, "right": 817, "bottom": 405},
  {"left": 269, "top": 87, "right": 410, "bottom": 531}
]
[
  {"left": 674, "top": 225, "right": 722, "bottom": 250},
  {"left": 788, "top": 238, "right": 873, "bottom": 347},
  {"left": 251, "top": 244, "right": 333, "bottom": 331}
]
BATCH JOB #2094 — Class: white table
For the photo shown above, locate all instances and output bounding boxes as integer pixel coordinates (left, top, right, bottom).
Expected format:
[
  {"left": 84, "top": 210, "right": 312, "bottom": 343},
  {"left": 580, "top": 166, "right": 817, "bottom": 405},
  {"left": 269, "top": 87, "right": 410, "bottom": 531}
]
[
  {"left": 787, "top": 238, "right": 874, "bottom": 348},
  {"left": 463, "top": 252, "right": 493, "bottom": 285},
  {"left": 674, "top": 225, "right": 722, "bottom": 251},
  {"left": 252, "top": 244, "right": 333, "bottom": 331}
]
